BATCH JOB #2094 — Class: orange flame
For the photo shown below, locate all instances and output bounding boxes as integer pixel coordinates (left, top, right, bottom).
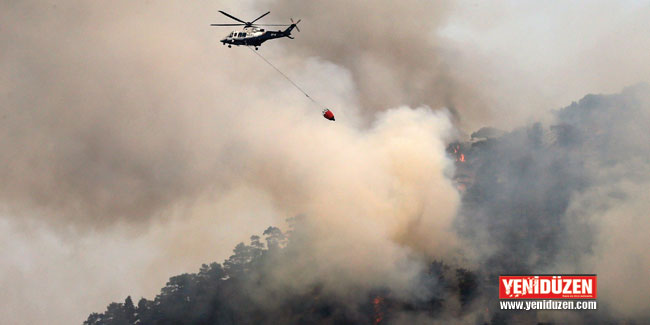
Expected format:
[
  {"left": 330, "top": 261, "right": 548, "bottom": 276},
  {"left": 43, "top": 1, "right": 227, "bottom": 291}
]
[
  {"left": 373, "top": 296, "right": 384, "bottom": 324},
  {"left": 453, "top": 144, "right": 465, "bottom": 163}
]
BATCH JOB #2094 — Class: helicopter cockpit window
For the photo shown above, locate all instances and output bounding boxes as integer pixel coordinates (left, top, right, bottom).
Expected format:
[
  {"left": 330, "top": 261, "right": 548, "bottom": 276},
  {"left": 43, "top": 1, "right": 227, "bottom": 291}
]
[{"left": 260, "top": 29, "right": 265, "bottom": 32}]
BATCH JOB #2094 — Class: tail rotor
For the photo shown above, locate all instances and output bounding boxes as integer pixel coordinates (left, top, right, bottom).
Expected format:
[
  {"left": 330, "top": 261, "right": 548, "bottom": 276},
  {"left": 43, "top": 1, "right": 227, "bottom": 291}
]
[{"left": 290, "top": 18, "right": 301, "bottom": 32}]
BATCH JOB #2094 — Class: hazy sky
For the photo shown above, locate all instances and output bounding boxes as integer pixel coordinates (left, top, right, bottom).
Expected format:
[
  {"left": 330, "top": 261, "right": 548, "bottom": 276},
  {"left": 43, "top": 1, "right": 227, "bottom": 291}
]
[{"left": 1, "top": 1, "right": 649, "bottom": 324}]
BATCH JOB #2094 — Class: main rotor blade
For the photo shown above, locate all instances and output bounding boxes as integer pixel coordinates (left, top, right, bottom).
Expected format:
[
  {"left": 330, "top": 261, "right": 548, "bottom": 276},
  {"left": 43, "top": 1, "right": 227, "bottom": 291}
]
[
  {"left": 219, "top": 10, "right": 246, "bottom": 24},
  {"left": 250, "top": 11, "right": 270, "bottom": 24},
  {"left": 254, "top": 24, "right": 290, "bottom": 26},
  {"left": 210, "top": 23, "right": 245, "bottom": 26}
]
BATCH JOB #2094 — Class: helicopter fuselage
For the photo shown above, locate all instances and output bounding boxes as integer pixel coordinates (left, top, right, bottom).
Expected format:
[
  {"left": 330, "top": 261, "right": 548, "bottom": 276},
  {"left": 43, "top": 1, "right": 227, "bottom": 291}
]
[{"left": 221, "top": 26, "right": 295, "bottom": 48}]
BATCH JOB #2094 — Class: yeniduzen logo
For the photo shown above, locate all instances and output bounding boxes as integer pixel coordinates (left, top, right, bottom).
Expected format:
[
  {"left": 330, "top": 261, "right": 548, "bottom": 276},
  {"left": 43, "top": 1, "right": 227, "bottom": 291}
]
[{"left": 499, "top": 275, "right": 597, "bottom": 299}]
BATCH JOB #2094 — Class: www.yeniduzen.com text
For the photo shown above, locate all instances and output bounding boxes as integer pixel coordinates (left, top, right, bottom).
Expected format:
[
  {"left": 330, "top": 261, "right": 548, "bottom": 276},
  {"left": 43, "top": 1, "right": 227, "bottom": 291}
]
[{"left": 500, "top": 300, "right": 597, "bottom": 310}]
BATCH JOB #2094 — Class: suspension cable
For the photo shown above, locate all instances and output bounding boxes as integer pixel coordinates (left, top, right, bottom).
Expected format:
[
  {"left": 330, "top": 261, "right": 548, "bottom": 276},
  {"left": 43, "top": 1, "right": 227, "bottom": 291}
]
[{"left": 247, "top": 46, "right": 325, "bottom": 109}]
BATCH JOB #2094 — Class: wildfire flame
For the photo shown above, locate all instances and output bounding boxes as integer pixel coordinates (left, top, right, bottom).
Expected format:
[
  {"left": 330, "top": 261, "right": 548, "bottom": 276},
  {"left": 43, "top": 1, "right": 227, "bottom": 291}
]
[
  {"left": 373, "top": 296, "right": 384, "bottom": 324},
  {"left": 453, "top": 145, "right": 466, "bottom": 163}
]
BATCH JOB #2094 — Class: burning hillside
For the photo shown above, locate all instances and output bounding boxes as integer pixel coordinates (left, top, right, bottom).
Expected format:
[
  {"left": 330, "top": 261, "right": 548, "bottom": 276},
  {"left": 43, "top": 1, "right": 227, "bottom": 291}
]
[{"left": 86, "top": 85, "right": 650, "bottom": 324}]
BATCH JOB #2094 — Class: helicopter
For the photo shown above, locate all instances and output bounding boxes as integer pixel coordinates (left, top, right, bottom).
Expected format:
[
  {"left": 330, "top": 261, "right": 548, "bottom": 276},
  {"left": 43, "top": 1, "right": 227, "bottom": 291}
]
[{"left": 211, "top": 11, "right": 301, "bottom": 50}]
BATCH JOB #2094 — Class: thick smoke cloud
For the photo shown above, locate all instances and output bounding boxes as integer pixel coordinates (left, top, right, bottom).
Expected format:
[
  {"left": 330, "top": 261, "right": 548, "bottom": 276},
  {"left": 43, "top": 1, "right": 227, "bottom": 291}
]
[
  {"left": 1, "top": 1, "right": 460, "bottom": 323},
  {"left": 1, "top": 1, "right": 231, "bottom": 225},
  {"left": 240, "top": 107, "right": 460, "bottom": 297},
  {"left": 266, "top": 0, "right": 492, "bottom": 126},
  {"left": 2, "top": 0, "right": 650, "bottom": 324}
]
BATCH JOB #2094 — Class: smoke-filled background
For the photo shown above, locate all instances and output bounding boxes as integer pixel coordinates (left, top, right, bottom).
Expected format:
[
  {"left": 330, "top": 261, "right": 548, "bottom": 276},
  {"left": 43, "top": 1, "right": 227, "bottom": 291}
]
[{"left": 1, "top": 0, "right": 649, "bottom": 324}]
